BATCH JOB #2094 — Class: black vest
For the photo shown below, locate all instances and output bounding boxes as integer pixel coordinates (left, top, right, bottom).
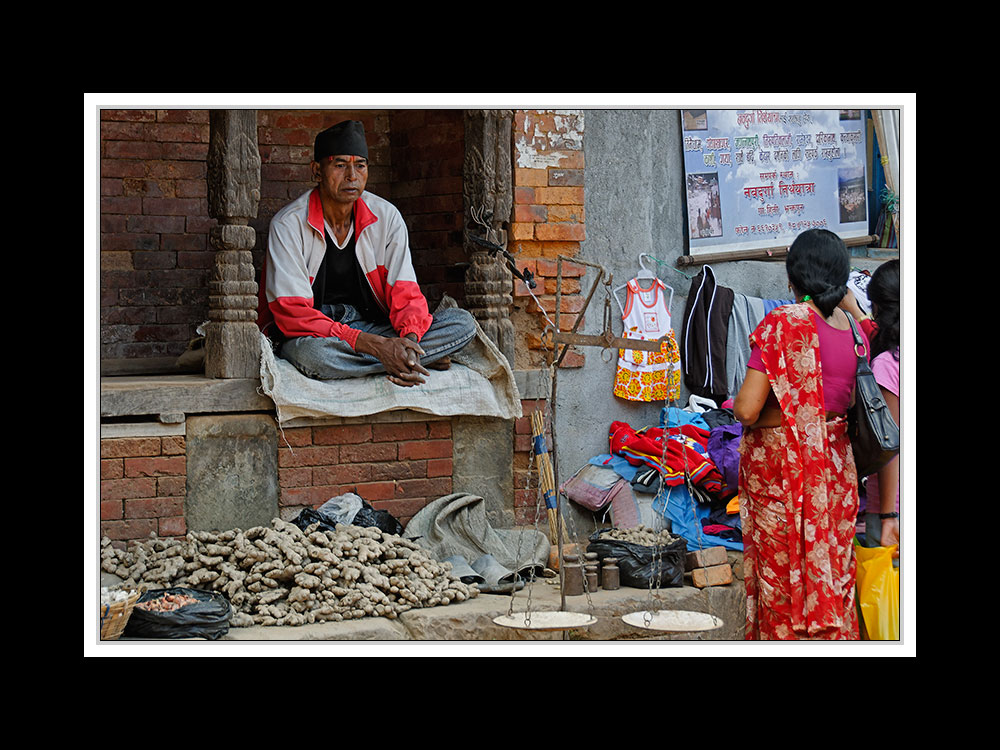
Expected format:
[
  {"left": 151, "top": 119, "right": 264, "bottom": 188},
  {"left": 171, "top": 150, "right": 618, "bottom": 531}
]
[{"left": 311, "top": 227, "right": 388, "bottom": 324}]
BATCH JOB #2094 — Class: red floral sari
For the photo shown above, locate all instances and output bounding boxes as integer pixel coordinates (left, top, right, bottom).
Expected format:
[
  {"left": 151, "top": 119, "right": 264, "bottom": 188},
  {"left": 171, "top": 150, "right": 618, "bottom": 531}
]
[{"left": 738, "top": 304, "right": 860, "bottom": 640}]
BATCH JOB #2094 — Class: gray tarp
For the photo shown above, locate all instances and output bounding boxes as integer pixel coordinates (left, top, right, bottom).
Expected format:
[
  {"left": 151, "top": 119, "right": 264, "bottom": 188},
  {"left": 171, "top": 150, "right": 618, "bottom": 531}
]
[
  {"left": 259, "top": 317, "right": 522, "bottom": 425},
  {"left": 403, "top": 493, "right": 550, "bottom": 577}
]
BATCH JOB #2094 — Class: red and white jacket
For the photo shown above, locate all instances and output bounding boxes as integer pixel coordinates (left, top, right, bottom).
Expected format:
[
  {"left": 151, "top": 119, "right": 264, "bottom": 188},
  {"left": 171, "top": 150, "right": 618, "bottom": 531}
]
[{"left": 257, "top": 188, "right": 433, "bottom": 350}]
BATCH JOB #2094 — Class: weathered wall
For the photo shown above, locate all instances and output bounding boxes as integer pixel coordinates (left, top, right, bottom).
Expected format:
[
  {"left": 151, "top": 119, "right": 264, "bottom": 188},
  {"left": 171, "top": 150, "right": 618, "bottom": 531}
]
[{"left": 551, "top": 109, "right": 885, "bottom": 505}]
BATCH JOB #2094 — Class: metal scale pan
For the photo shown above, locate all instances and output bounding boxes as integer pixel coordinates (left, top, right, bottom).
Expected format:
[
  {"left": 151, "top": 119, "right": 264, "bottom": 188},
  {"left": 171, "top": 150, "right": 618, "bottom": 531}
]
[
  {"left": 621, "top": 610, "right": 723, "bottom": 633},
  {"left": 493, "top": 611, "right": 597, "bottom": 632}
]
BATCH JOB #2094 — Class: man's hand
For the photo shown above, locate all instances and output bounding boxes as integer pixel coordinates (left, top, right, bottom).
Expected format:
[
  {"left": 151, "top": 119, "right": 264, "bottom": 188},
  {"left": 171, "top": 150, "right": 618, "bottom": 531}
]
[{"left": 355, "top": 331, "right": 430, "bottom": 387}]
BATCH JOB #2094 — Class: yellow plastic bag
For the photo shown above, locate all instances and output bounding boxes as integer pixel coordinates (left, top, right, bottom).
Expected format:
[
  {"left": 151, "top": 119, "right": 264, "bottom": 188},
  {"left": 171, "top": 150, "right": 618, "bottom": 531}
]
[{"left": 854, "top": 542, "right": 899, "bottom": 640}]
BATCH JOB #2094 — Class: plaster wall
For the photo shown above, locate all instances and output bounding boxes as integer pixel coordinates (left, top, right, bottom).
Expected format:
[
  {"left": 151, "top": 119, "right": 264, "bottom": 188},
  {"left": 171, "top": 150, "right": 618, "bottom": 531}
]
[{"left": 552, "top": 109, "right": 884, "bottom": 517}]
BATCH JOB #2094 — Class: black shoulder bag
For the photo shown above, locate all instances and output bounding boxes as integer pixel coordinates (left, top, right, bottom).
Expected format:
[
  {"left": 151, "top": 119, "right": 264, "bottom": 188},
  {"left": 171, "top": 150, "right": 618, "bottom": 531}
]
[{"left": 846, "top": 314, "right": 900, "bottom": 478}]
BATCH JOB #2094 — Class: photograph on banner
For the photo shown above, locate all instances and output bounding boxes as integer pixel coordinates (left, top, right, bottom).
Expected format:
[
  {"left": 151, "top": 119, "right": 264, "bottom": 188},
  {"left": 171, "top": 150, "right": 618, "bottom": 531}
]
[{"left": 681, "top": 109, "right": 869, "bottom": 256}]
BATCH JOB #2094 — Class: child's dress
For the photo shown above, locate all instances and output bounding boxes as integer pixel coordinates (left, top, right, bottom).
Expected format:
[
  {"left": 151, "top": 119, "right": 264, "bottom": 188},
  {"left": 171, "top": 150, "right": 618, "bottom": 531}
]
[{"left": 613, "top": 278, "right": 682, "bottom": 402}]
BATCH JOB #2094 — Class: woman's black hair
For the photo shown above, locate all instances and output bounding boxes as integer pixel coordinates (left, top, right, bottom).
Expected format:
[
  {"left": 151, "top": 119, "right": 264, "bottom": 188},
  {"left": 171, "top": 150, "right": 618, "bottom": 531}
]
[
  {"left": 785, "top": 228, "right": 850, "bottom": 318},
  {"left": 867, "top": 258, "right": 900, "bottom": 361}
]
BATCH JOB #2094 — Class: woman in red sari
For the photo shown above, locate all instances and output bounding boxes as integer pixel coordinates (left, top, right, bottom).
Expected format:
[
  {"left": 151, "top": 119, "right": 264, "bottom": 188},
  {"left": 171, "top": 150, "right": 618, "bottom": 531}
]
[{"left": 733, "top": 229, "right": 868, "bottom": 640}]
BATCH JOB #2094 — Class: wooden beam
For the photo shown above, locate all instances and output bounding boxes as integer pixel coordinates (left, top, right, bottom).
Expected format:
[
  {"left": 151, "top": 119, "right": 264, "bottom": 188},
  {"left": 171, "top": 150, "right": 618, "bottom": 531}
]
[{"left": 676, "top": 235, "right": 879, "bottom": 267}]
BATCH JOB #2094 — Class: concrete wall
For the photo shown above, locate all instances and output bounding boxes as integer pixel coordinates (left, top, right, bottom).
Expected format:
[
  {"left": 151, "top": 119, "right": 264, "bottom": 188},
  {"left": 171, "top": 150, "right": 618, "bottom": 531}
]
[{"left": 552, "top": 109, "right": 885, "bottom": 510}]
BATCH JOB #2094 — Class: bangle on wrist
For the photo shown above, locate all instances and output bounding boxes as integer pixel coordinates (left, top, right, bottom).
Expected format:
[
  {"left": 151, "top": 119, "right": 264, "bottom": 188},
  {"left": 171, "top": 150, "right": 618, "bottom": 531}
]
[{"left": 878, "top": 511, "right": 898, "bottom": 519}]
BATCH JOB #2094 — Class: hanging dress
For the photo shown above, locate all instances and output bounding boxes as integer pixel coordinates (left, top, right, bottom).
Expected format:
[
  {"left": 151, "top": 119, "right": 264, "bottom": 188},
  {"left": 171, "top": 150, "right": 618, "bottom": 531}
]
[{"left": 613, "top": 278, "right": 682, "bottom": 402}]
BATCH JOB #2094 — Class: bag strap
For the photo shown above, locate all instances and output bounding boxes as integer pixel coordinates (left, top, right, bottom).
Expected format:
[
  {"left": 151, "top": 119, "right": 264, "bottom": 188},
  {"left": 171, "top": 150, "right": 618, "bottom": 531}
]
[{"left": 845, "top": 312, "right": 867, "bottom": 360}]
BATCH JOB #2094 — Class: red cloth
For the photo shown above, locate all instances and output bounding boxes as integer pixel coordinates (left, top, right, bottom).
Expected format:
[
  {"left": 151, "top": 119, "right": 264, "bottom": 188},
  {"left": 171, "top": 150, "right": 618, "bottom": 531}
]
[
  {"left": 739, "top": 304, "right": 860, "bottom": 640},
  {"left": 609, "top": 421, "right": 723, "bottom": 494}
]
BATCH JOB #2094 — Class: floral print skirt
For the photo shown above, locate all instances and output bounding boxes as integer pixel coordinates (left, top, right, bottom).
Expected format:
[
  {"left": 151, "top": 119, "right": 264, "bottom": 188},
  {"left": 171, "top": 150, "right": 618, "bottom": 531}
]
[{"left": 739, "top": 418, "right": 860, "bottom": 640}]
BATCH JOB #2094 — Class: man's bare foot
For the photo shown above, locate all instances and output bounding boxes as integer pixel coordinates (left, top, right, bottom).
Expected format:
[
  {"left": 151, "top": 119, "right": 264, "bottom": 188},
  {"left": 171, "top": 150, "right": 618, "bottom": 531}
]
[{"left": 427, "top": 356, "right": 451, "bottom": 371}]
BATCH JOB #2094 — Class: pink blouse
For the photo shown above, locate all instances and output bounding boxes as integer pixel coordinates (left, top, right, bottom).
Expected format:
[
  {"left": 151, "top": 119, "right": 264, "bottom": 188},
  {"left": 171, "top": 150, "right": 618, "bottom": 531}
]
[{"left": 748, "top": 310, "right": 869, "bottom": 415}]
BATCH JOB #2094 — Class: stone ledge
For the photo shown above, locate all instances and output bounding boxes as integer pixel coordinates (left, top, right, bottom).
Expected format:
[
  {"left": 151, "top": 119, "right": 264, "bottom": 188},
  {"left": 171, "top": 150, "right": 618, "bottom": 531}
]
[
  {"left": 101, "top": 375, "right": 273, "bottom": 420},
  {"left": 220, "top": 578, "right": 745, "bottom": 642}
]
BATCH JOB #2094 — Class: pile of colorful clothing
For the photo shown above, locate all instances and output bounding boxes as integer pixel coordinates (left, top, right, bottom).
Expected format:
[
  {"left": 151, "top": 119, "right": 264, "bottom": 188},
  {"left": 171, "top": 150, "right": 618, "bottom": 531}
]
[{"left": 573, "top": 402, "right": 745, "bottom": 552}]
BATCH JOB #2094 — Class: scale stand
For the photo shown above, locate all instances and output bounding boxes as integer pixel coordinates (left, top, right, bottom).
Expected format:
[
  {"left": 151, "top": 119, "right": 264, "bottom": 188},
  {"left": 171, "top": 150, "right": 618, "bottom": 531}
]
[{"left": 495, "top": 253, "right": 723, "bottom": 637}]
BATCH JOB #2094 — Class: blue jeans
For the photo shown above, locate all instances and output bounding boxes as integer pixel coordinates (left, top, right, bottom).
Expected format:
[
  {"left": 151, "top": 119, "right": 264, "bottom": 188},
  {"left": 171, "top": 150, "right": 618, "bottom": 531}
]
[{"left": 279, "top": 304, "right": 477, "bottom": 380}]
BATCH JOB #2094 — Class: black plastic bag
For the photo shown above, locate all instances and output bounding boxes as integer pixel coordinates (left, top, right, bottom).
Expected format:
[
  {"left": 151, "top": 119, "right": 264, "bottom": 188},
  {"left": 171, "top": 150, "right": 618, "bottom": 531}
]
[
  {"left": 586, "top": 529, "right": 686, "bottom": 588},
  {"left": 293, "top": 500, "right": 402, "bottom": 536},
  {"left": 353, "top": 500, "right": 403, "bottom": 536},
  {"left": 292, "top": 507, "right": 338, "bottom": 533},
  {"left": 123, "top": 587, "right": 231, "bottom": 640}
]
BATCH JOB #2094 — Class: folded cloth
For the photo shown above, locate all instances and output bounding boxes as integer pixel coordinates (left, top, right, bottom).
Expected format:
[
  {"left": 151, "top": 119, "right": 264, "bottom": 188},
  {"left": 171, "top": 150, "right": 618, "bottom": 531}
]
[
  {"left": 404, "top": 493, "right": 549, "bottom": 577},
  {"left": 258, "top": 316, "right": 522, "bottom": 424}
]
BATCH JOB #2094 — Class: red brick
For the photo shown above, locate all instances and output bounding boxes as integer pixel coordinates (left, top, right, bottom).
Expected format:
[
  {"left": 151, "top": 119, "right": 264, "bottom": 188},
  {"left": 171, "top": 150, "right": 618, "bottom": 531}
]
[
  {"left": 514, "top": 204, "right": 547, "bottom": 223},
  {"left": 514, "top": 168, "right": 548, "bottom": 187},
  {"left": 534, "top": 258, "right": 582, "bottom": 278},
  {"left": 157, "top": 476, "right": 186, "bottom": 497},
  {"left": 514, "top": 186, "right": 536, "bottom": 204},
  {"left": 161, "top": 436, "right": 186, "bottom": 455},
  {"left": 101, "top": 437, "right": 161, "bottom": 459},
  {"left": 535, "top": 187, "right": 584, "bottom": 205},
  {"left": 101, "top": 459, "right": 123, "bottom": 480},
  {"left": 351, "top": 481, "right": 395, "bottom": 501},
  {"left": 281, "top": 486, "right": 335, "bottom": 508},
  {"left": 373, "top": 422, "right": 428, "bottom": 442},
  {"left": 314, "top": 463, "right": 373, "bottom": 486},
  {"left": 398, "top": 440, "right": 452, "bottom": 461},
  {"left": 124, "top": 455, "right": 185, "bottom": 478},
  {"left": 125, "top": 497, "right": 184, "bottom": 519},
  {"left": 313, "top": 424, "right": 372, "bottom": 445},
  {"left": 535, "top": 222, "right": 585, "bottom": 242},
  {"left": 428, "top": 421, "right": 452, "bottom": 439},
  {"left": 340, "top": 442, "right": 397, "bottom": 463},
  {"left": 394, "top": 477, "right": 452, "bottom": 499},
  {"left": 279, "top": 427, "right": 313, "bottom": 448},
  {"left": 101, "top": 500, "right": 123, "bottom": 520},
  {"left": 279, "top": 445, "right": 339, "bottom": 468},
  {"left": 101, "top": 477, "right": 157, "bottom": 502},
  {"left": 279, "top": 467, "right": 313, "bottom": 488},
  {"left": 690, "top": 564, "right": 734, "bottom": 588},
  {"left": 157, "top": 516, "right": 187, "bottom": 537},
  {"left": 101, "top": 518, "right": 159, "bottom": 541},
  {"left": 426, "top": 458, "right": 453, "bottom": 478},
  {"left": 685, "top": 546, "right": 729, "bottom": 571},
  {"left": 371, "top": 460, "right": 426, "bottom": 481}
]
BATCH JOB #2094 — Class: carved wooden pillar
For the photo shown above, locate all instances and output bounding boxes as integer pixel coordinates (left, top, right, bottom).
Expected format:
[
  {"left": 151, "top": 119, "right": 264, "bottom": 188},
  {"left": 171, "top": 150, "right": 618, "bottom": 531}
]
[
  {"left": 463, "top": 110, "right": 515, "bottom": 364},
  {"left": 205, "top": 109, "right": 262, "bottom": 379}
]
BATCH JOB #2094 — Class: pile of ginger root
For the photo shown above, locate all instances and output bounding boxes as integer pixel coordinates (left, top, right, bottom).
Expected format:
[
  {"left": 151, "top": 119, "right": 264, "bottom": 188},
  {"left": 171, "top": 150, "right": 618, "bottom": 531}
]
[{"left": 101, "top": 517, "right": 478, "bottom": 627}]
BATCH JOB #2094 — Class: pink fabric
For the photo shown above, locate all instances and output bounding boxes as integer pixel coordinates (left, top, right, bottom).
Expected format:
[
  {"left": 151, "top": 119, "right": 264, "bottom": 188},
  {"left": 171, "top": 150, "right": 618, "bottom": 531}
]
[
  {"left": 865, "top": 349, "right": 901, "bottom": 513},
  {"left": 748, "top": 310, "right": 869, "bottom": 414}
]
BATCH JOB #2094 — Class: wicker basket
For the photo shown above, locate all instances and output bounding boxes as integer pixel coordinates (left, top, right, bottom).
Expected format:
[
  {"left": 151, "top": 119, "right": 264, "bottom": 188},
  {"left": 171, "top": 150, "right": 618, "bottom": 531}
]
[{"left": 100, "top": 589, "right": 142, "bottom": 641}]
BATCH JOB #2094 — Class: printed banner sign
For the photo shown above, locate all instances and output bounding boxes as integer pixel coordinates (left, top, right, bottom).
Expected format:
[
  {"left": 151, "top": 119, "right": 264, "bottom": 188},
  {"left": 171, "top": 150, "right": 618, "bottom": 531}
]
[{"left": 681, "top": 109, "right": 868, "bottom": 256}]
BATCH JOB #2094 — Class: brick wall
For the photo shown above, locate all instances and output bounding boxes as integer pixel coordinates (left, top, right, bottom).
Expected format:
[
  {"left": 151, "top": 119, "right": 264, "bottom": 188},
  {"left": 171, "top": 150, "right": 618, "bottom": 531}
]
[
  {"left": 509, "top": 110, "right": 587, "bottom": 370},
  {"left": 100, "top": 434, "right": 187, "bottom": 541},
  {"left": 388, "top": 109, "right": 466, "bottom": 310},
  {"left": 276, "top": 419, "right": 454, "bottom": 528},
  {"left": 100, "top": 110, "right": 214, "bottom": 367}
]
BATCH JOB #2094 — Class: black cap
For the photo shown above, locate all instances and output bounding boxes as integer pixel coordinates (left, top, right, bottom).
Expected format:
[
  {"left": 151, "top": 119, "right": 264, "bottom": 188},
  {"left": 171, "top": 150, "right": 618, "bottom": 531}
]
[{"left": 314, "top": 120, "right": 368, "bottom": 162}]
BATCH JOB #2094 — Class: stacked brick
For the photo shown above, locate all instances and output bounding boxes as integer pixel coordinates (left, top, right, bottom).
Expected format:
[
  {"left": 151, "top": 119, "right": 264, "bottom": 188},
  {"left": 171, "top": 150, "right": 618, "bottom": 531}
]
[
  {"left": 510, "top": 110, "right": 587, "bottom": 369},
  {"left": 387, "top": 109, "right": 466, "bottom": 309},
  {"left": 100, "top": 110, "right": 214, "bottom": 364},
  {"left": 277, "top": 420, "right": 454, "bottom": 528},
  {"left": 101, "top": 435, "right": 187, "bottom": 541}
]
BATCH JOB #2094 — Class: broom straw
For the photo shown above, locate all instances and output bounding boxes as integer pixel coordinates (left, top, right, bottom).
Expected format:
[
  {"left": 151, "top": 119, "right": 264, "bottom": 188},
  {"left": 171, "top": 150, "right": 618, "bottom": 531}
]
[{"left": 531, "top": 410, "right": 569, "bottom": 545}]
